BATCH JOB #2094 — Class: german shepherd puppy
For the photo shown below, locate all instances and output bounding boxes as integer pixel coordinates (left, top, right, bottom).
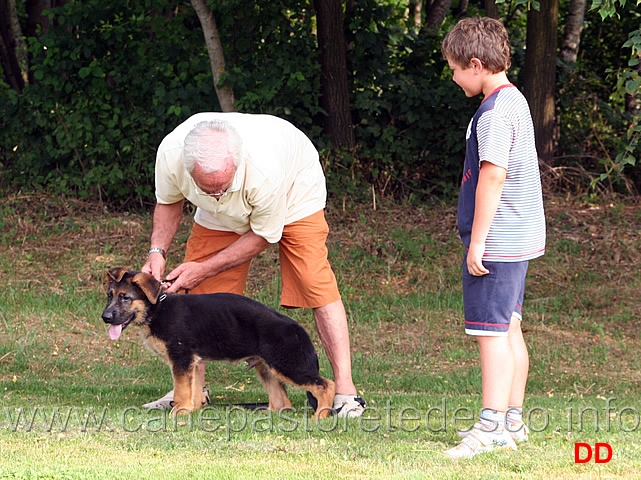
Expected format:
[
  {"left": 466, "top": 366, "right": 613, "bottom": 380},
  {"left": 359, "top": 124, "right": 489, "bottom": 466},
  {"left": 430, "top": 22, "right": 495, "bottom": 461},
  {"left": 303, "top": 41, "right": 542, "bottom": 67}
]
[{"left": 101, "top": 267, "right": 335, "bottom": 418}]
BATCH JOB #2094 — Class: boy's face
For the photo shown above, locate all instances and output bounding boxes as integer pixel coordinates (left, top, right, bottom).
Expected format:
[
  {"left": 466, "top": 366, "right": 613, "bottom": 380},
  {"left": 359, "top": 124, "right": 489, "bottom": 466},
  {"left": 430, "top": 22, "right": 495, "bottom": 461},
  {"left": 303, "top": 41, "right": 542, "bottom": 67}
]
[{"left": 447, "top": 59, "right": 483, "bottom": 98}]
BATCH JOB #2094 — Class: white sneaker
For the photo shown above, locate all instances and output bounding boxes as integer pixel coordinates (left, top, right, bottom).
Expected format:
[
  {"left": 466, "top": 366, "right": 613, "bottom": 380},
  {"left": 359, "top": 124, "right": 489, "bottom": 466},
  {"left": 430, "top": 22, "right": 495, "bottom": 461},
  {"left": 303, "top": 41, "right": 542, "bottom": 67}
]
[
  {"left": 444, "top": 424, "right": 517, "bottom": 458},
  {"left": 333, "top": 394, "right": 366, "bottom": 418},
  {"left": 142, "top": 390, "right": 174, "bottom": 409},
  {"left": 142, "top": 388, "right": 210, "bottom": 409},
  {"left": 506, "top": 421, "right": 530, "bottom": 443}
]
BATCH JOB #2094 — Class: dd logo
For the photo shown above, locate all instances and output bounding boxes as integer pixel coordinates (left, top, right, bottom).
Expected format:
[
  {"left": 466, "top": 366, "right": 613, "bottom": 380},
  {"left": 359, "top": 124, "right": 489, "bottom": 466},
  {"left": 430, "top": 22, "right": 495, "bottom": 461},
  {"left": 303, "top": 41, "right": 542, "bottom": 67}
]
[{"left": 574, "top": 443, "right": 613, "bottom": 464}]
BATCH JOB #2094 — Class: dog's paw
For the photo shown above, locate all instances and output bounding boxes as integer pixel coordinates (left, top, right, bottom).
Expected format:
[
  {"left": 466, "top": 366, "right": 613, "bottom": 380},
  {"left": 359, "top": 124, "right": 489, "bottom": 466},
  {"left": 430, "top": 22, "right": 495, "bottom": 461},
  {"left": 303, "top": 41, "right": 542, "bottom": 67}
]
[{"left": 170, "top": 404, "right": 194, "bottom": 416}]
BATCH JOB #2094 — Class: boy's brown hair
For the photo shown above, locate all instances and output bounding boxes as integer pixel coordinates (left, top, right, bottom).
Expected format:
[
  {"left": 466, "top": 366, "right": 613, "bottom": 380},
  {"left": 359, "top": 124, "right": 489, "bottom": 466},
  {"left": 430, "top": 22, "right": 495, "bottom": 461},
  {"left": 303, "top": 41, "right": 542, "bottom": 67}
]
[{"left": 441, "top": 17, "right": 511, "bottom": 73}]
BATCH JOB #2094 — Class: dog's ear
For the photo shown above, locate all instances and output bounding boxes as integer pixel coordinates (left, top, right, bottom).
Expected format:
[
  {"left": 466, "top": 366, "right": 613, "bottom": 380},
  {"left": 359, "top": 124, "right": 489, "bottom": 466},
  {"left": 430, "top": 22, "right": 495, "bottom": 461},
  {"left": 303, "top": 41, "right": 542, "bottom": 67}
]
[
  {"left": 107, "top": 267, "right": 129, "bottom": 284},
  {"left": 131, "top": 272, "right": 163, "bottom": 304}
]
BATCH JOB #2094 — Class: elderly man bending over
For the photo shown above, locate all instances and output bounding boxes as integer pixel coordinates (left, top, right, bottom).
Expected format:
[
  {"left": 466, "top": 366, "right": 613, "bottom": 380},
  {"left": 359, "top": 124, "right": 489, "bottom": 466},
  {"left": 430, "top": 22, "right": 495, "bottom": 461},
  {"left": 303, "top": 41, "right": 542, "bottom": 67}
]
[{"left": 141, "top": 112, "right": 365, "bottom": 418}]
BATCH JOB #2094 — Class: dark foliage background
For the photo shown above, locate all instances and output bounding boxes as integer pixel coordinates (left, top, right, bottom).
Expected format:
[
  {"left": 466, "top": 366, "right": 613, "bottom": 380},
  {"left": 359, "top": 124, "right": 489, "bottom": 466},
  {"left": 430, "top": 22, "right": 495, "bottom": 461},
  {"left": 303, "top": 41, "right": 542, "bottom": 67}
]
[{"left": 0, "top": 0, "right": 638, "bottom": 207}]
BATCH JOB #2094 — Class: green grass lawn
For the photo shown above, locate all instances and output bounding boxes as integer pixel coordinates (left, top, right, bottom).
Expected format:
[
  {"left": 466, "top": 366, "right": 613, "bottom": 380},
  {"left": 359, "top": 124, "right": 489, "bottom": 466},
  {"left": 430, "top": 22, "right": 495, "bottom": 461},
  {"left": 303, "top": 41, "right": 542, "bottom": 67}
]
[{"left": 1, "top": 193, "right": 640, "bottom": 479}]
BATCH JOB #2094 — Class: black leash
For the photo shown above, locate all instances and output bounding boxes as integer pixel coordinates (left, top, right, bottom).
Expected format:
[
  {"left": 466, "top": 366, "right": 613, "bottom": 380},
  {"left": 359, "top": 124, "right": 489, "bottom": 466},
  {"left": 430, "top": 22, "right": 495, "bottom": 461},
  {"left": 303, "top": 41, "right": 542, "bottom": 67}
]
[
  {"left": 203, "top": 388, "right": 269, "bottom": 410},
  {"left": 158, "top": 285, "right": 267, "bottom": 411}
]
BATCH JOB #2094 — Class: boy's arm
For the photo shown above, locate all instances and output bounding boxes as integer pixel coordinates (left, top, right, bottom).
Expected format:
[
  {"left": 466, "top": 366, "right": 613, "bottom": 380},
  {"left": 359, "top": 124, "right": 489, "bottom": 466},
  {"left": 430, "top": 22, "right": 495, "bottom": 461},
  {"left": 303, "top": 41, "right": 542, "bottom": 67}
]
[{"left": 467, "top": 161, "right": 507, "bottom": 276}]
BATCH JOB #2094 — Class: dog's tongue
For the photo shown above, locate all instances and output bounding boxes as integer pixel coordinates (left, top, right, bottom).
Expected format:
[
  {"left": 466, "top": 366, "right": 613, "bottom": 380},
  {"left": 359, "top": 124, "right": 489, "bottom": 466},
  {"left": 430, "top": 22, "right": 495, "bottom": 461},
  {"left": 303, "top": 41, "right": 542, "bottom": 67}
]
[{"left": 108, "top": 324, "right": 123, "bottom": 341}]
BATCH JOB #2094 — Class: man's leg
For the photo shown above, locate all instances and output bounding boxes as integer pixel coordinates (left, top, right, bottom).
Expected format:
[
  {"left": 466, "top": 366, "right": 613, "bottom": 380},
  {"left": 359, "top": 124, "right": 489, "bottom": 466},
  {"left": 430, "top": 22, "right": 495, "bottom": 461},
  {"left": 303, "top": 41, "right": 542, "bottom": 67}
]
[
  {"left": 312, "top": 299, "right": 356, "bottom": 396},
  {"left": 143, "top": 224, "right": 249, "bottom": 409},
  {"left": 279, "top": 211, "right": 364, "bottom": 416},
  {"left": 185, "top": 225, "right": 251, "bottom": 386}
]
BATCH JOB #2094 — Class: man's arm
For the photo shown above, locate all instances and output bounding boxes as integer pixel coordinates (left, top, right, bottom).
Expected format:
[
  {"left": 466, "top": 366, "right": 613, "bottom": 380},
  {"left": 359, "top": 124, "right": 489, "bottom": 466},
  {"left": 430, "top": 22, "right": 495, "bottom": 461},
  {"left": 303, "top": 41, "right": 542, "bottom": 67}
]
[
  {"left": 467, "top": 161, "right": 506, "bottom": 276},
  {"left": 162, "top": 230, "right": 269, "bottom": 294},
  {"left": 141, "top": 200, "right": 185, "bottom": 280}
]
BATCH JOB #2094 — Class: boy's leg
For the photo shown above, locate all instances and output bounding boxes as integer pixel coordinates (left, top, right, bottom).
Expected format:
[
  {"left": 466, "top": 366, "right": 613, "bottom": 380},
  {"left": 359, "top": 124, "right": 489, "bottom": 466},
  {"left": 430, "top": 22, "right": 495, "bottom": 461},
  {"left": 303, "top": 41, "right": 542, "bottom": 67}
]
[
  {"left": 456, "top": 317, "right": 530, "bottom": 444},
  {"left": 506, "top": 315, "right": 530, "bottom": 441},
  {"left": 446, "top": 260, "right": 527, "bottom": 457},
  {"left": 445, "top": 335, "right": 517, "bottom": 458},
  {"left": 477, "top": 316, "right": 527, "bottom": 412},
  {"left": 507, "top": 316, "right": 529, "bottom": 407},
  {"left": 477, "top": 335, "right": 514, "bottom": 413}
]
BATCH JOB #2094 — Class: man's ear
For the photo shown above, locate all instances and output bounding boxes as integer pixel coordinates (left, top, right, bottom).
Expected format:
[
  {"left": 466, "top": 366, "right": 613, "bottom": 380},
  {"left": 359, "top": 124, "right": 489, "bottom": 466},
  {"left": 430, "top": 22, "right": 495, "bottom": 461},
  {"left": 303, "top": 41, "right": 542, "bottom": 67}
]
[{"left": 132, "top": 272, "right": 163, "bottom": 304}]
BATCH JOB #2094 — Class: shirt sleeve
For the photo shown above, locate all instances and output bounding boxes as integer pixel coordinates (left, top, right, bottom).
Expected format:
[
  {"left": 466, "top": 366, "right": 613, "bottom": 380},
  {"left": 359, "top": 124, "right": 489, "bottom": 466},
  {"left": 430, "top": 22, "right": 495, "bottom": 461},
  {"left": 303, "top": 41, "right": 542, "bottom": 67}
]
[
  {"left": 155, "top": 149, "right": 186, "bottom": 204},
  {"left": 477, "top": 110, "right": 512, "bottom": 170}
]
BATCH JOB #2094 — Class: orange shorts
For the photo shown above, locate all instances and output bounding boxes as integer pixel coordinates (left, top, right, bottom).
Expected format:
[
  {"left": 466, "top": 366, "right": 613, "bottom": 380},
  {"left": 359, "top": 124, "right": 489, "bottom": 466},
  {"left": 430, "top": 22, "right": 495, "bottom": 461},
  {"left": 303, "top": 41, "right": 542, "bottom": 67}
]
[{"left": 183, "top": 210, "right": 341, "bottom": 309}]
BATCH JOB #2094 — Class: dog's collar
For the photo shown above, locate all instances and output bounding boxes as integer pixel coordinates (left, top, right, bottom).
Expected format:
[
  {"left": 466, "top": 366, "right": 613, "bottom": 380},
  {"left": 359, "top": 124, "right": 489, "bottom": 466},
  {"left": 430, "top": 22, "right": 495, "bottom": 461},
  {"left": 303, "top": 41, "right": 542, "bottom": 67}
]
[{"left": 158, "top": 293, "right": 167, "bottom": 303}]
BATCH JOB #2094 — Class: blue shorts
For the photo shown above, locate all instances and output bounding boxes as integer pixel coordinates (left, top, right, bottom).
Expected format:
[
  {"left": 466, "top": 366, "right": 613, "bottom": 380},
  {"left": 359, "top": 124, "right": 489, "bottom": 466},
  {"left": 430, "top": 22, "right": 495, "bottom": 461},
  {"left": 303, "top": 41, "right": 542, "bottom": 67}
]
[{"left": 462, "top": 258, "right": 529, "bottom": 336}]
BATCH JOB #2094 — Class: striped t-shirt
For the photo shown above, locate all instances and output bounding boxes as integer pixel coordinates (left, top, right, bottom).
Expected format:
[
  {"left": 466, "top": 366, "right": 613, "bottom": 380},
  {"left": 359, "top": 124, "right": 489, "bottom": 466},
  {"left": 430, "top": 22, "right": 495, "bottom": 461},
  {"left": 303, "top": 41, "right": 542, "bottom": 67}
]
[{"left": 458, "top": 84, "right": 546, "bottom": 262}]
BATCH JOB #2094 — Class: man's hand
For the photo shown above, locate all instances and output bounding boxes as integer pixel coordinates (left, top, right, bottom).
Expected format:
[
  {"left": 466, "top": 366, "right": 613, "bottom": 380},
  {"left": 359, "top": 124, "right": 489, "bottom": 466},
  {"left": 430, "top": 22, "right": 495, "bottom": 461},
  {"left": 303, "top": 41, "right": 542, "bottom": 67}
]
[
  {"left": 163, "top": 262, "right": 209, "bottom": 294},
  {"left": 157, "top": 229, "right": 269, "bottom": 295},
  {"left": 143, "top": 200, "right": 184, "bottom": 281},
  {"left": 142, "top": 252, "right": 166, "bottom": 282}
]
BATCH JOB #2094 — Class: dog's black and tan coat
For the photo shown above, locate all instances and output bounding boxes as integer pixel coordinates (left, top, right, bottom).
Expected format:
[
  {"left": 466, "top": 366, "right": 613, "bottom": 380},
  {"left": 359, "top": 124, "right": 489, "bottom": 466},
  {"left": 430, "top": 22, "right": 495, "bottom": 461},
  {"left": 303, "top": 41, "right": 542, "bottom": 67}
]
[{"left": 101, "top": 267, "right": 335, "bottom": 418}]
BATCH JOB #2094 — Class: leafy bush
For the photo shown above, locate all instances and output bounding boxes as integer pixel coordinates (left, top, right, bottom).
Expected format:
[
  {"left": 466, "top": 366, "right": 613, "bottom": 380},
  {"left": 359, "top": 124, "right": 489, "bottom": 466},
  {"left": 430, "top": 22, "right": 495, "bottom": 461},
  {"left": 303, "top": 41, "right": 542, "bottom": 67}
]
[
  {"left": 554, "top": 5, "right": 641, "bottom": 195},
  {"left": 0, "top": 0, "right": 475, "bottom": 206},
  {"left": 216, "top": 1, "right": 324, "bottom": 139},
  {"left": 1, "top": 1, "right": 210, "bottom": 205},
  {"left": 1, "top": 0, "right": 638, "bottom": 206},
  {"left": 332, "top": 0, "right": 475, "bottom": 201}
]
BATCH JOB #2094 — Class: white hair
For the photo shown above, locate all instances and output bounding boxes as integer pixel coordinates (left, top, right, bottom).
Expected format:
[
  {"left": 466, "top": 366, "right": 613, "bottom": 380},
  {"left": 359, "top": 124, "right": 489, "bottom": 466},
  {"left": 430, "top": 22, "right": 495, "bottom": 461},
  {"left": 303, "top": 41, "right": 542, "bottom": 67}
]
[{"left": 182, "top": 119, "right": 242, "bottom": 174}]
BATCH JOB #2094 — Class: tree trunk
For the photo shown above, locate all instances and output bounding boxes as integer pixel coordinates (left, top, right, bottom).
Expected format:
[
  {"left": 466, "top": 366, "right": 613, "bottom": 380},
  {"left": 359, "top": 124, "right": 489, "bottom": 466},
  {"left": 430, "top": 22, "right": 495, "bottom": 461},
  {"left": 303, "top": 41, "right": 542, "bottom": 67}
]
[
  {"left": 458, "top": 0, "right": 470, "bottom": 18},
  {"left": 484, "top": 0, "right": 499, "bottom": 19},
  {"left": 408, "top": 1, "right": 423, "bottom": 27},
  {"left": 26, "top": 0, "right": 54, "bottom": 37},
  {"left": 423, "top": 0, "right": 453, "bottom": 32},
  {"left": 313, "top": 0, "right": 355, "bottom": 150},
  {"left": 560, "top": 0, "right": 586, "bottom": 64},
  {"left": 24, "top": 0, "right": 68, "bottom": 85},
  {"left": 524, "top": 0, "right": 559, "bottom": 166},
  {"left": 0, "top": 0, "right": 26, "bottom": 91},
  {"left": 190, "top": 0, "right": 236, "bottom": 112}
]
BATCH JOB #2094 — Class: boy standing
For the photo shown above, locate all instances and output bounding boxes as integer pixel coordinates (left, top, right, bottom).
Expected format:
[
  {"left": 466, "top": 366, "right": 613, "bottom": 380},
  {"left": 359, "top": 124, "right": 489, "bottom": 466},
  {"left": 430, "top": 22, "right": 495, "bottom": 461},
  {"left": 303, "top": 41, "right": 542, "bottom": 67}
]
[{"left": 440, "top": 17, "right": 546, "bottom": 458}]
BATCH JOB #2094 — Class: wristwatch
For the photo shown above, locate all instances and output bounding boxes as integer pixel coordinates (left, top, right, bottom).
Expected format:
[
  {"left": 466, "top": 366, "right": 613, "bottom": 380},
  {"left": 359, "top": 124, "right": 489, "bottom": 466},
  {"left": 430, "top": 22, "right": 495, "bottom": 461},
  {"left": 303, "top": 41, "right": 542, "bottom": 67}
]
[{"left": 147, "top": 247, "right": 166, "bottom": 259}]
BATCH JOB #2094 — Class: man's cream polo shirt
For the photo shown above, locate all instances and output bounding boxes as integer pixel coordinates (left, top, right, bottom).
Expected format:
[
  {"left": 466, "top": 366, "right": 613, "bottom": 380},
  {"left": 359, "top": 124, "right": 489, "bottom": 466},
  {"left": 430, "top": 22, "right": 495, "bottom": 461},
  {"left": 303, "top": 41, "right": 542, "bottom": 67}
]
[{"left": 155, "top": 112, "right": 326, "bottom": 244}]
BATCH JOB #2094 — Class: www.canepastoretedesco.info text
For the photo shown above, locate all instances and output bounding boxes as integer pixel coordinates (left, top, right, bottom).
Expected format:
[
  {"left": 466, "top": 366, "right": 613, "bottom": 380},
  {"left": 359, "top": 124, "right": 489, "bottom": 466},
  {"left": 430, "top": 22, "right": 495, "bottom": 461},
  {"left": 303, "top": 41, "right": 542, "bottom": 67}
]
[{"left": 2, "top": 398, "right": 639, "bottom": 438}]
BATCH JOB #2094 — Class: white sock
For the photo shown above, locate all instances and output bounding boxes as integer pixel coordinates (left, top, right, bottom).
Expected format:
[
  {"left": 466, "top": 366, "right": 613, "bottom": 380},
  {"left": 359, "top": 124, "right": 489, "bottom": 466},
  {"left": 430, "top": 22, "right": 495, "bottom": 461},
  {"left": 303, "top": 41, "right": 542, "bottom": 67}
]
[
  {"left": 506, "top": 405, "right": 523, "bottom": 425},
  {"left": 479, "top": 408, "right": 505, "bottom": 434}
]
